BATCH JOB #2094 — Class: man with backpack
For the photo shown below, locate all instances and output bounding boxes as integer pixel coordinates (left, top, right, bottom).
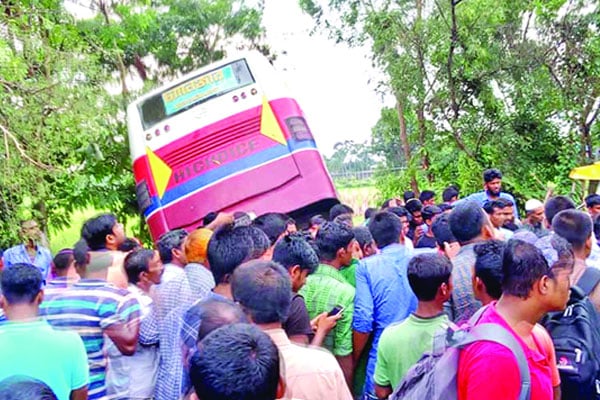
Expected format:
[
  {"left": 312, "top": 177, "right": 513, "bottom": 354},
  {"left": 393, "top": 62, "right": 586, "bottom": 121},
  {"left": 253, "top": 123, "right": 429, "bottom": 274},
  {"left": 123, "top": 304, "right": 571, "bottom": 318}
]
[
  {"left": 457, "top": 240, "right": 570, "bottom": 400},
  {"left": 551, "top": 209, "right": 600, "bottom": 311},
  {"left": 373, "top": 253, "right": 452, "bottom": 399}
]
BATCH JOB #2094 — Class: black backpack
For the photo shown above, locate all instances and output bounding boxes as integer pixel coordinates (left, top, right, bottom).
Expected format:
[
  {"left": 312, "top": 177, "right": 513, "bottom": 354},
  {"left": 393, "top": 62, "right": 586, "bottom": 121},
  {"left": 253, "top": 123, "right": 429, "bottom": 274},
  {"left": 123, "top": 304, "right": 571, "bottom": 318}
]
[{"left": 541, "top": 267, "right": 600, "bottom": 400}]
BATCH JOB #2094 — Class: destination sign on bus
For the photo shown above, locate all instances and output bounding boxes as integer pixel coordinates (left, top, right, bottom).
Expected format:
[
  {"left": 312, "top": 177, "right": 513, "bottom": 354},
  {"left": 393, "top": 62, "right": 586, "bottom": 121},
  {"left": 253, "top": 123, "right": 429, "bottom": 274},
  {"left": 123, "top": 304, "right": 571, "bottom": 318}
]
[{"left": 162, "top": 61, "right": 253, "bottom": 116}]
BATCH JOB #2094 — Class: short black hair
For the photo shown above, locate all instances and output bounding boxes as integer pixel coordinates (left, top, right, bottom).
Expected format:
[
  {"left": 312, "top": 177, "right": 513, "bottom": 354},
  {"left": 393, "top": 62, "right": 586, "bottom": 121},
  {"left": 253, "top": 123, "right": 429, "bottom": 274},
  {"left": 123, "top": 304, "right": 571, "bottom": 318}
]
[
  {"left": 586, "top": 194, "right": 600, "bottom": 208},
  {"left": 405, "top": 198, "right": 423, "bottom": 214},
  {"left": 552, "top": 209, "right": 592, "bottom": 250},
  {"left": 52, "top": 249, "right": 73, "bottom": 271},
  {"left": 81, "top": 213, "right": 118, "bottom": 250},
  {"left": 192, "top": 298, "right": 248, "bottom": 342},
  {"left": 483, "top": 168, "right": 502, "bottom": 183},
  {"left": 437, "top": 203, "right": 453, "bottom": 212},
  {"left": 449, "top": 201, "right": 487, "bottom": 244},
  {"left": 272, "top": 233, "right": 318, "bottom": 274},
  {"left": 422, "top": 205, "right": 442, "bottom": 222},
  {"left": 314, "top": 222, "right": 355, "bottom": 261},
  {"left": 253, "top": 213, "right": 290, "bottom": 246},
  {"left": 124, "top": 248, "right": 154, "bottom": 285},
  {"left": 190, "top": 324, "right": 280, "bottom": 400},
  {"left": 73, "top": 239, "right": 89, "bottom": 268},
  {"left": 502, "top": 239, "right": 551, "bottom": 298},
  {"left": 544, "top": 196, "right": 575, "bottom": 225},
  {"left": 368, "top": 211, "right": 402, "bottom": 248},
  {"left": 309, "top": 214, "right": 326, "bottom": 227},
  {"left": 407, "top": 253, "right": 452, "bottom": 301},
  {"left": 202, "top": 212, "right": 218, "bottom": 227},
  {"left": 419, "top": 190, "right": 436, "bottom": 203},
  {"left": 495, "top": 197, "right": 514, "bottom": 207},
  {"left": 442, "top": 185, "right": 459, "bottom": 202},
  {"left": 0, "top": 376, "right": 58, "bottom": 400},
  {"left": 364, "top": 207, "right": 377, "bottom": 220},
  {"left": 157, "top": 229, "right": 188, "bottom": 264},
  {"left": 431, "top": 213, "right": 457, "bottom": 247},
  {"left": 386, "top": 206, "right": 409, "bottom": 219},
  {"left": 594, "top": 215, "right": 600, "bottom": 243},
  {"left": 353, "top": 226, "right": 374, "bottom": 249},
  {"left": 483, "top": 199, "right": 506, "bottom": 215},
  {"left": 235, "top": 226, "right": 270, "bottom": 260},
  {"left": 381, "top": 199, "right": 395, "bottom": 209},
  {"left": 403, "top": 191, "right": 415, "bottom": 202},
  {"left": 474, "top": 240, "right": 505, "bottom": 300},
  {"left": 232, "top": 260, "right": 292, "bottom": 324},
  {"left": 1, "top": 263, "right": 42, "bottom": 304},
  {"left": 208, "top": 225, "right": 254, "bottom": 284},
  {"left": 329, "top": 204, "right": 354, "bottom": 221}
]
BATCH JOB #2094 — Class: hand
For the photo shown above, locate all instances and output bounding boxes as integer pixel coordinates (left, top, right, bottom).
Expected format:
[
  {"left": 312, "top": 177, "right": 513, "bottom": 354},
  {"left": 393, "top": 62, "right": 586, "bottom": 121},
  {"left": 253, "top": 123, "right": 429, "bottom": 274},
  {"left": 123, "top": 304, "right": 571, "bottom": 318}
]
[
  {"left": 443, "top": 241, "right": 461, "bottom": 259},
  {"left": 310, "top": 311, "right": 342, "bottom": 335},
  {"left": 413, "top": 225, "right": 424, "bottom": 243},
  {"left": 205, "top": 212, "right": 234, "bottom": 230}
]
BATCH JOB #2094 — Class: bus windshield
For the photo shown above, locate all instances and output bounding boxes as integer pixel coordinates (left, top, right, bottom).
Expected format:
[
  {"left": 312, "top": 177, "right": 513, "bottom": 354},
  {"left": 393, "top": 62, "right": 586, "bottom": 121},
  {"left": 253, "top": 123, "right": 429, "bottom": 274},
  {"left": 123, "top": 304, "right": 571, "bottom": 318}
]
[{"left": 138, "top": 59, "right": 255, "bottom": 129}]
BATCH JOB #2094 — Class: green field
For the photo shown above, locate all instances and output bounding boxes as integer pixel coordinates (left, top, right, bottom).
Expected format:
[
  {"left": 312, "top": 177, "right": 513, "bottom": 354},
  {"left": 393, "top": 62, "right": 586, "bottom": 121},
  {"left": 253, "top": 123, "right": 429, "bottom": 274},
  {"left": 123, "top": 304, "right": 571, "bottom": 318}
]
[{"left": 337, "top": 185, "right": 380, "bottom": 222}]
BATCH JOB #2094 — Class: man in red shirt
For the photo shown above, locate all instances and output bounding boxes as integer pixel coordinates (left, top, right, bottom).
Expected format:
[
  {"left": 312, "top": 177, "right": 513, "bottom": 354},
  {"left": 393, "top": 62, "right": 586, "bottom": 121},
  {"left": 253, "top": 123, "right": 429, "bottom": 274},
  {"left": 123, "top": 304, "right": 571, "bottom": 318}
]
[{"left": 458, "top": 239, "right": 573, "bottom": 400}]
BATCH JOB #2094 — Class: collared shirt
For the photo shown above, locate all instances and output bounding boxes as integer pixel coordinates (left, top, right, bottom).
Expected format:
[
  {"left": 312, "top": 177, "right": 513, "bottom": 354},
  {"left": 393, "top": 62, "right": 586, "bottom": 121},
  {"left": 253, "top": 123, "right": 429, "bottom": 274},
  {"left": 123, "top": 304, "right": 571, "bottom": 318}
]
[
  {"left": 464, "top": 191, "right": 519, "bottom": 219},
  {"left": 352, "top": 243, "right": 418, "bottom": 395},
  {"left": 106, "top": 285, "right": 159, "bottom": 399},
  {"left": 457, "top": 303, "right": 559, "bottom": 400},
  {"left": 450, "top": 243, "right": 482, "bottom": 323},
  {"left": 0, "top": 319, "right": 89, "bottom": 400},
  {"left": 522, "top": 222, "right": 549, "bottom": 238},
  {"left": 153, "top": 264, "right": 197, "bottom": 400},
  {"left": 39, "top": 279, "right": 141, "bottom": 400},
  {"left": 265, "top": 328, "right": 353, "bottom": 400},
  {"left": 299, "top": 264, "right": 355, "bottom": 356},
  {"left": 2, "top": 243, "right": 52, "bottom": 280},
  {"left": 184, "top": 262, "right": 216, "bottom": 299}
]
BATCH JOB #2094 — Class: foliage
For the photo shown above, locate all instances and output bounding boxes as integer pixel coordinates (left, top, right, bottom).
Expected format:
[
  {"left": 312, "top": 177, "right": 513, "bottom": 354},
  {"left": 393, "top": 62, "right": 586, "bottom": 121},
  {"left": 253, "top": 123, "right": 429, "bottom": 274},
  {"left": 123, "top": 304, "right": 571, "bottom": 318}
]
[
  {"left": 0, "top": 0, "right": 266, "bottom": 248},
  {"left": 301, "top": 0, "right": 600, "bottom": 213}
]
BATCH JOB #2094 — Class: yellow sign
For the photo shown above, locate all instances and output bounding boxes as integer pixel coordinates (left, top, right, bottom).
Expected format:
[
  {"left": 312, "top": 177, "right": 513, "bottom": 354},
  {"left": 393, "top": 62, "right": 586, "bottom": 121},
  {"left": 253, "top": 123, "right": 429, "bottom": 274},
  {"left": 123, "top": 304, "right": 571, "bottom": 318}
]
[
  {"left": 260, "top": 96, "right": 286, "bottom": 145},
  {"left": 146, "top": 147, "right": 173, "bottom": 199}
]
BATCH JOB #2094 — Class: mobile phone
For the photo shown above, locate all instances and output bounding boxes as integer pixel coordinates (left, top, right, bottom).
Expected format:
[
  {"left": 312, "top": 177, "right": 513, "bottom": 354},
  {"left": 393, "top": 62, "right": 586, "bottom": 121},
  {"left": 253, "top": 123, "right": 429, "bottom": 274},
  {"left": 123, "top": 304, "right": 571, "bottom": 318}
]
[{"left": 328, "top": 305, "right": 345, "bottom": 317}]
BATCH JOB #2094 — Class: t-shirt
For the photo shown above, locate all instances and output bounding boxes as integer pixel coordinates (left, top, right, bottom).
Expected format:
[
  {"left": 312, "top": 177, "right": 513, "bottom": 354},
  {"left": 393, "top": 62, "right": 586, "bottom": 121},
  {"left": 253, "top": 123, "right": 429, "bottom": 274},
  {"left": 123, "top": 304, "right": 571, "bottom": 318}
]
[
  {"left": 374, "top": 313, "right": 449, "bottom": 389},
  {"left": 0, "top": 319, "right": 88, "bottom": 400},
  {"left": 457, "top": 303, "right": 560, "bottom": 400},
  {"left": 40, "top": 279, "right": 141, "bottom": 400},
  {"left": 283, "top": 293, "right": 314, "bottom": 339},
  {"left": 299, "top": 264, "right": 355, "bottom": 356}
]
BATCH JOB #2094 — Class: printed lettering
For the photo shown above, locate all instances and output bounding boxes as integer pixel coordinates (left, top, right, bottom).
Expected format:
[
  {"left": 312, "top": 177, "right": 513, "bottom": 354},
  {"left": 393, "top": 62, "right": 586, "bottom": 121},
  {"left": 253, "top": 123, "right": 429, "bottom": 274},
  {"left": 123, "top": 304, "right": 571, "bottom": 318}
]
[{"left": 173, "top": 168, "right": 187, "bottom": 184}]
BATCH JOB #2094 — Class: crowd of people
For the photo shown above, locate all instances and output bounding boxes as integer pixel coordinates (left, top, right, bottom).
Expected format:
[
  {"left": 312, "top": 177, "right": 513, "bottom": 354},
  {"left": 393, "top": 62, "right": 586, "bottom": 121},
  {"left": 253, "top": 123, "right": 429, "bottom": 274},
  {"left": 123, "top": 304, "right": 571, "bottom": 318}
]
[{"left": 1, "top": 167, "right": 600, "bottom": 400}]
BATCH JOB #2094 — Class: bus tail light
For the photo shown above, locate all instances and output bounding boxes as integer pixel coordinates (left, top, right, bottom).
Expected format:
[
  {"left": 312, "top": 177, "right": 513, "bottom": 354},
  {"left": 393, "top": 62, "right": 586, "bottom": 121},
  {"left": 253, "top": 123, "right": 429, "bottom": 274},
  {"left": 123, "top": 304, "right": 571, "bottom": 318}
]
[
  {"left": 285, "top": 117, "right": 313, "bottom": 141},
  {"left": 155, "top": 129, "right": 160, "bottom": 136},
  {"left": 233, "top": 95, "right": 239, "bottom": 102},
  {"left": 251, "top": 88, "right": 258, "bottom": 95},
  {"left": 241, "top": 92, "right": 247, "bottom": 99},
  {"left": 164, "top": 125, "right": 170, "bottom": 132}
]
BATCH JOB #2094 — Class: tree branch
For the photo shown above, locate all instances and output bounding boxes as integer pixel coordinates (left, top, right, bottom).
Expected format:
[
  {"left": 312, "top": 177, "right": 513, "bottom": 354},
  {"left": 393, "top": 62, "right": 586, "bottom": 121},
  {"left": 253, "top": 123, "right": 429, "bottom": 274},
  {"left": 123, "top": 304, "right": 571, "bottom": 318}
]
[{"left": 0, "top": 124, "right": 55, "bottom": 170}]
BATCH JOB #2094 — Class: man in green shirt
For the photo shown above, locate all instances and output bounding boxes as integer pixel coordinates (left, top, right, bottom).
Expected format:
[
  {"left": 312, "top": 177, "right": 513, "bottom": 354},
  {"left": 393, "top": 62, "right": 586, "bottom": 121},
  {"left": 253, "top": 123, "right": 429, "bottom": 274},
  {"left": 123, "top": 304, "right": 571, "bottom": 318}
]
[
  {"left": 374, "top": 253, "right": 452, "bottom": 398},
  {"left": 299, "top": 222, "right": 356, "bottom": 389}
]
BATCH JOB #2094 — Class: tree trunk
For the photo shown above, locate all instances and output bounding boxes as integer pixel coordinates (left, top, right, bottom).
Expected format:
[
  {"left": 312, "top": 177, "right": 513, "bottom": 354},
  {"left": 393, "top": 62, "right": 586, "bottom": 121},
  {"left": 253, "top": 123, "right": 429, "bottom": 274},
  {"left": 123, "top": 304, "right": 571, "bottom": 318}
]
[{"left": 396, "top": 97, "right": 419, "bottom": 195}]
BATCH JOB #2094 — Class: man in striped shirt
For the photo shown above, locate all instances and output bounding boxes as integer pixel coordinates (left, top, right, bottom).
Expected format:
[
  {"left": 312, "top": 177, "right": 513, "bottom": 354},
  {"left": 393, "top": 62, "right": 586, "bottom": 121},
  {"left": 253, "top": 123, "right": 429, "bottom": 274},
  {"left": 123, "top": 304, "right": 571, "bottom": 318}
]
[{"left": 40, "top": 242, "right": 141, "bottom": 400}]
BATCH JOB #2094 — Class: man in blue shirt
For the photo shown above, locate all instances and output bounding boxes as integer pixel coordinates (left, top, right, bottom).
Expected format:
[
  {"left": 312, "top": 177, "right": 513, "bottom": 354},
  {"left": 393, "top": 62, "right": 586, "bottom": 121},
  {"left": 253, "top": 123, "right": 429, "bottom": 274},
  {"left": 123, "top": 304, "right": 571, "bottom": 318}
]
[
  {"left": 464, "top": 168, "right": 519, "bottom": 220},
  {"left": 2, "top": 220, "right": 52, "bottom": 281},
  {"left": 352, "top": 211, "right": 418, "bottom": 399}
]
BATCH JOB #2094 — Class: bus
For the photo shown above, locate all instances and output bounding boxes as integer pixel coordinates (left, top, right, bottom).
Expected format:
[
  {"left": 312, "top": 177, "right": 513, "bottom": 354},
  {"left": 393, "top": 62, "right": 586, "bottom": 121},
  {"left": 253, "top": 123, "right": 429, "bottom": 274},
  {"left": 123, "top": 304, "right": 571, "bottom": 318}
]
[{"left": 127, "top": 52, "right": 339, "bottom": 241}]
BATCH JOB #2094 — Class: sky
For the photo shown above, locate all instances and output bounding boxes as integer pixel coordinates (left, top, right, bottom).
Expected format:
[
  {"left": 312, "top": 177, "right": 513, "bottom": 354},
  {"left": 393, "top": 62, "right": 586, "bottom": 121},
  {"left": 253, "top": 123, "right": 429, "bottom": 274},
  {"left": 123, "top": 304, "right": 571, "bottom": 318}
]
[{"left": 262, "top": 0, "right": 387, "bottom": 156}]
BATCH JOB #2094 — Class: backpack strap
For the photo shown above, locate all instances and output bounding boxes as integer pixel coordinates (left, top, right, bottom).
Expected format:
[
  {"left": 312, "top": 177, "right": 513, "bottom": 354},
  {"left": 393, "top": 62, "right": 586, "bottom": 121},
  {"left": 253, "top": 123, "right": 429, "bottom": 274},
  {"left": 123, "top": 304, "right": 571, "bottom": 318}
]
[
  {"left": 576, "top": 267, "right": 600, "bottom": 296},
  {"left": 456, "top": 323, "right": 531, "bottom": 400}
]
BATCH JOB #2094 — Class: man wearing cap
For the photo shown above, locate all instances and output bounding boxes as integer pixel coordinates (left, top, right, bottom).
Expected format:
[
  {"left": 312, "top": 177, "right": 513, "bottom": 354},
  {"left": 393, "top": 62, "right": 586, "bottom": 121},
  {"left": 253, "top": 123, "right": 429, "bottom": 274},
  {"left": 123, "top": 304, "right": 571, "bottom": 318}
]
[{"left": 522, "top": 199, "right": 548, "bottom": 238}]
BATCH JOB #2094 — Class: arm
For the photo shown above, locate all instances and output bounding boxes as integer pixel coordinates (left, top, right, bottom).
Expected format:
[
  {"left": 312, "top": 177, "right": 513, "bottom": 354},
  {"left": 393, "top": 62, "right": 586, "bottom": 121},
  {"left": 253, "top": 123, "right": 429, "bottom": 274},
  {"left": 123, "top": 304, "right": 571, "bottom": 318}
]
[
  {"left": 352, "top": 330, "right": 371, "bottom": 363},
  {"left": 335, "top": 354, "right": 354, "bottom": 390},
  {"left": 104, "top": 319, "right": 140, "bottom": 355},
  {"left": 375, "top": 384, "right": 392, "bottom": 399},
  {"left": 70, "top": 387, "right": 88, "bottom": 400},
  {"left": 310, "top": 312, "right": 341, "bottom": 347},
  {"left": 553, "top": 386, "right": 561, "bottom": 400},
  {"left": 352, "top": 261, "right": 373, "bottom": 361}
]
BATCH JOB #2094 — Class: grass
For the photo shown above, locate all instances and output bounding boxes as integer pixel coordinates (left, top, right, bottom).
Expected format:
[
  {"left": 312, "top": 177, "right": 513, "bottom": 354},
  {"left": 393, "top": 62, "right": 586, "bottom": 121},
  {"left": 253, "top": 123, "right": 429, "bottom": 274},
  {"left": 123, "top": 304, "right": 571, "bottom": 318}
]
[{"left": 337, "top": 185, "right": 380, "bottom": 222}]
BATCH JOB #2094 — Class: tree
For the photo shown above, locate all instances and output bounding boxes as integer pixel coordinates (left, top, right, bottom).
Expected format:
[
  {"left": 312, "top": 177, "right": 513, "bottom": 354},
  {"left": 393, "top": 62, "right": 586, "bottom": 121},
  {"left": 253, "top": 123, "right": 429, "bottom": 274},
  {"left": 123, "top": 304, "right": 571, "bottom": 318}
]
[
  {"left": 0, "top": 0, "right": 267, "bottom": 247},
  {"left": 300, "top": 0, "right": 600, "bottom": 208}
]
